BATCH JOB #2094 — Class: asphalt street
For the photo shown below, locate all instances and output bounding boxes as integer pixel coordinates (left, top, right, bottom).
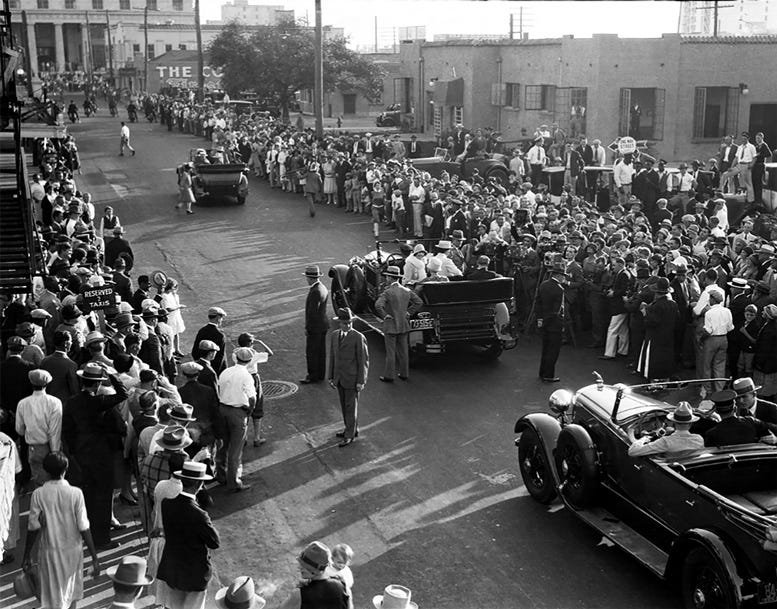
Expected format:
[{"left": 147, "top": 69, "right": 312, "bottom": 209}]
[{"left": 33, "top": 111, "right": 679, "bottom": 608}]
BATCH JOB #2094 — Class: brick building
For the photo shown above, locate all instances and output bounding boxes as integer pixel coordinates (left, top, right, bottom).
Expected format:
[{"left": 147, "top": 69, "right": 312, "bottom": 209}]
[{"left": 399, "top": 33, "right": 777, "bottom": 162}]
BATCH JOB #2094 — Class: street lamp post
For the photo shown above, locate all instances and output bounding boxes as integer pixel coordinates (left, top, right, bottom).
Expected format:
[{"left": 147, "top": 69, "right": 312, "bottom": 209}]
[{"left": 195, "top": 0, "right": 204, "bottom": 101}]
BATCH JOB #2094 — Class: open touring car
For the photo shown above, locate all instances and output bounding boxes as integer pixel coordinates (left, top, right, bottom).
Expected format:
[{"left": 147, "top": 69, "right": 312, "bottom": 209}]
[{"left": 515, "top": 377, "right": 777, "bottom": 608}]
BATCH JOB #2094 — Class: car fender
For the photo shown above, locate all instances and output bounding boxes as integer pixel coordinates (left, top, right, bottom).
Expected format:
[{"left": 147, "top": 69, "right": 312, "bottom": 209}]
[
  {"left": 514, "top": 413, "right": 562, "bottom": 484},
  {"left": 666, "top": 528, "right": 744, "bottom": 602}
]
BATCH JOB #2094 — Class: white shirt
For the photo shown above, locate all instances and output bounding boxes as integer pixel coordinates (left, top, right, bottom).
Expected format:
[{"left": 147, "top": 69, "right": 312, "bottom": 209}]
[
  {"left": 591, "top": 146, "right": 606, "bottom": 166},
  {"left": 703, "top": 303, "right": 734, "bottom": 336},
  {"left": 509, "top": 156, "right": 525, "bottom": 176},
  {"left": 613, "top": 161, "right": 635, "bottom": 187},
  {"left": 120, "top": 124, "right": 130, "bottom": 140},
  {"left": 217, "top": 364, "right": 257, "bottom": 406},
  {"left": 628, "top": 429, "right": 704, "bottom": 458},
  {"left": 736, "top": 142, "right": 756, "bottom": 164},
  {"left": 527, "top": 145, "right": 546, "bottom": 166},
  {"left": 16, "top": 390, "right": 62, "bottom": 450},
  {"left": 403, "top": 254, "right": 427, "bottom": 284},
  {"left": 693, "top": 284, "right": 725, "bottom": 317},
  {"left": 408, "top": 183, "right": 426, "bottom": 202},
  {"left": 677, "top": 172, "right": 695, "bottom": 193}
]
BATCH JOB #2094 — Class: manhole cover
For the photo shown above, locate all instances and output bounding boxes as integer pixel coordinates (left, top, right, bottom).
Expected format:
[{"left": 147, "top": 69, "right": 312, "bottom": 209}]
[{"left": 262, "top": 380, "right": 298, "bottom": 400}]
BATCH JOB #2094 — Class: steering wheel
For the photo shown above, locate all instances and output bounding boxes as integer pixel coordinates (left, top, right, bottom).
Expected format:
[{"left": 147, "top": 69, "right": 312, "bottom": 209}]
[
  {"left": 629, "top": 410, "right": 669, "bottom": 442},
  {"left": 384, "top": 253, "right": 405, "bottom": 267}
]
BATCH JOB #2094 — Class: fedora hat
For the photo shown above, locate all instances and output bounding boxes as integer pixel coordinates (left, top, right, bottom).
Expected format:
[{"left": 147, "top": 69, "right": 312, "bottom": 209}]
[
  {"left": 382, "top": 265, "right": 402, "bottom": 278},
  {"left": 373, "top": 584, "right": 418, "bottom": 609},
  {"left": 84, "top": 331, "right": 107, "bottom": 347},
  {"left": 436, "top": 240, "right": 452, "bottom": 250},
  {"left": 107, "top": 555, "right": 154, "bottom": 587},
  {"left": 732, "top": 377, "right": 762, "bottom": 396},
  {"left": 115, "top": 313, "right": 136, "bottom": 329},
  {"left": 333, "top": 307, "right": 355, "bottom": 322},
  {"left": 297, "top": 541, "right": 330, "bottom": 574},
  {"left": 77, "top": 362, "right": 108, "bottom": 382},
  {"left": 158, "top": 425, "right": 193, "bottom": 451},
  {"left": 451, "top": 229, "right": 465, "bottom": 240},
  {"left": 173, "top": 460, "right": 213, "bottom": 481},
  {"left": 150, "top": 270, "right": 168, "bottom": 289},
  {"left": 215, "top": 576, "right": 266, "bottom": 609},
  {"left": 169, "top": 403, "right": 196, "bottom": 422},
  {"left": 652, "top": 277, "right": 672, "bottom": 295},
  {"left": 303, "top": 265, "right": 323, "bottom": 278},
  {"left": 666, "top": 401, "right": 699, "bottom": 424}
]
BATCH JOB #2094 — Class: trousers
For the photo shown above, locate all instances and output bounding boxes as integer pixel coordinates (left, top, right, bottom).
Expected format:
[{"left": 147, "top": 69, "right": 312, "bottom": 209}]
[
  {"left": 337, "top": 383, "right": 359, "bottom": 439},
  {"left": 305, "top": 331, "right": 327, "bottom": 381},
  {"left": 701, "top": 335, "right": 728, "bottom": 392},
  {"left": 384, "top": 332, "right": 410, "bottom": 379},
  {"left": 539, "top": 319, "right": 563, "bottom": 379},
  {"left": 217, "top": 405, "right": 248, "bottom": 489},
  {"left": 604, "top": 313, "right": 629, "bottom": 357}
]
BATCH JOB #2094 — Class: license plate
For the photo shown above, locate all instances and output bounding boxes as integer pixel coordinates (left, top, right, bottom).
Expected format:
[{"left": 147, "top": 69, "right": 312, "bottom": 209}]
[
  {"left": 758, "top": 581, "right": 777, "bottom": 604},
  {"left": 409, "top": 318, "right": 434, "bottom": 331}
]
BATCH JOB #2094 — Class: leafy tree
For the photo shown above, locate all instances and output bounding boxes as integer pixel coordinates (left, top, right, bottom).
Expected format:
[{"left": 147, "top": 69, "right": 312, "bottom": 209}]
[{"left": 208, "top": 18, "right": 384, "bottom": 121}]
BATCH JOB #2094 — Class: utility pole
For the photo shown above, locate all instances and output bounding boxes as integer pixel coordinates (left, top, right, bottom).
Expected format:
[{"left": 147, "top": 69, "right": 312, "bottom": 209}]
[
  {"left": 314, "top": 0, "right": 323, "bottom": 137},
  {"left": 195, "top": 0, "right": 204, "bottom": 101},
  {"left": 84, "top": 11, "right": 92, "bottom": 90},
  {"left": 695, "top": 1, "right": 734, "bottom": 37},
  {"left": 106, "top": 10, "right": 114, "bottom": 86},
  {"left": 143, "top": 3, "right": 148, "bottom": 92},
  {"left": 509, "top": 13, "right": 513, "bottom": 39},
  {"left": 374, "top": 16, "right": 378, "bottom": 53},
  {"left": 21, "top": 10, "right": 34, "bottom": 97}
]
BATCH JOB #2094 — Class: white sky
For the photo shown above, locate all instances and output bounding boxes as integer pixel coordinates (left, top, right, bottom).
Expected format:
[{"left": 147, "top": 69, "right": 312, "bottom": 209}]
[{"left": 201, "top": 1, "right": 685, "bottom": 47}]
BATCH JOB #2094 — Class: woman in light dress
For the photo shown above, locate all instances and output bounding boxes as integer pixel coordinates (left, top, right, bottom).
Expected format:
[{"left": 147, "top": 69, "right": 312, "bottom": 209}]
[
  {"left": 21, "top": 452, "right": 100, "bottom": 609},
  {"left": 322, "top": 156, "right": 337, "bottom": 205},
  {"left": 160, "top": 278, "right": 186, "bottom": 357}
]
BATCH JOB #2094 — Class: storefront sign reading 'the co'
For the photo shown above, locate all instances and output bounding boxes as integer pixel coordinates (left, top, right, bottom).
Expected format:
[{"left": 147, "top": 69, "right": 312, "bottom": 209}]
[{"left": 148, "top": 52, "right": 224, "bottom": 92}]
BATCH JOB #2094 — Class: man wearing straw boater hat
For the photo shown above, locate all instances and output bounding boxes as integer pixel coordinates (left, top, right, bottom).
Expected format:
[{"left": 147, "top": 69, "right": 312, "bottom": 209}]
[
  {"left": 301, "top": 264, "right": 330, "bottom": 384},
  {"left": 628, "top": 402, "right": 704, "bottom": 458},
  {"left": 157, "top": 461, "right": 219, "bottom": 609},
  {"left": 373, "top": 584, "right": 419, "bottom": 609}
]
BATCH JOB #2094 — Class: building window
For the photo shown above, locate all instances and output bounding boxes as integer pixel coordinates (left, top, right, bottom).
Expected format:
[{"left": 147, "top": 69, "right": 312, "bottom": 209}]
[
  {"left": 525, "top": 85, "right": 555, "bottom": 111},
  {"left": 64, "top": 0, "right": 75, "bottom": 8},
  {"left": 120, "top": 0, "right": 131, "bottom": 9},
  {"left": 9, "top": 0, "right": 20, "bottom": 8},
  {"left": 132, "top": 43, "right": 140, "bottom": 53},
  {"left": 172, "top": 0, "right": 184, "bottom": 10},
  {"left": 36, "top": 0, "right": 49, "bottom": 8},
  {"left": 147, "top": 44, "right": 155, "bottom": 59},
  {"left": 178, "top": 44, "right": 187, "bottom": 50},
  {"left": 453, "top": 106, "right": 463, "bottom": 126},
  {"left": 92, "top": 0, "right": 103, "bottom": 8},
  {"left": 505, "top": 83, "right": 521, "bottom": 108},
  {"left": 165, "top": 44, "right": 173, "bottom": 52},
  {"left": 619, "top": 88, "right": 666, "bottom": 140},
  {"left": 146, "top": 0, "right": 157, "bottom": 10},
  {"left": 693, "top": 86, "right": 739, "bottom": 139}
]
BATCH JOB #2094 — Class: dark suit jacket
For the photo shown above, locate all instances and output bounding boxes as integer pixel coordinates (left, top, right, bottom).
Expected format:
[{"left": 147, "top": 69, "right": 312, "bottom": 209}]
[
  {"left": 375, "top": 282, "right": 423, "bottom": 334},
  {"left": 565, "top": 150, "right": 585, "bottom": 176},
  {"left": 720, "top": 144, "right": 738, "bottom": 171},
  {"left": 327, "top": 328, "right": 369, "bottom": 389},
  {"left": 139, "top": 331, "right": 164, "bottom": 375},
  {"left": 705, "top": 415, "right": 770, "bottom": 447},
  {"left": 191, "top": 323, "right": 227, "bottom": 373},
  {"left": 112, "top": 271, "right": 132, "bottom": 303},
  {"left": 105, "top": 237, "right": 134, "bottom": 269},
  {"left": 195, "top": 358, "right": 219, "bottom": 396},
  {"left": 40, "top": 352, "right": 80, "bottom": 405},
  {"left": 579, "top": 144, "right": 594, "bottom": 166},
  {"left": 305, "top": 281, "right": 330, "bottom": 334},
  {"left": 537, "top": 278, "right": 565, "bottom": 325},
  {"left": 453, "top": 130, "right": 468, "bottom": 156},
  {"left": 609, "top": 269, "right": 632, "bottom": 315},
  {"left": 465, "top": 268, "right": 500, "bottom": 281},
  {"left": 179, "top": 379, "right": 220, "bottom": 437},
  {"left": 158, "top": 494, "right": 220, "bottom": 592},
  {"left": 755, "top": 399, "right": 777, "bottom": 426},
  {"left": 0, "top": 355, "right": 34, "bottom": 413}
]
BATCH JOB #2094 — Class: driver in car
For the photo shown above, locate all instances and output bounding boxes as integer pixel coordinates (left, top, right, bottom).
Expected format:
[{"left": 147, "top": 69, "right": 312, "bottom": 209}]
[{"left": 628, "top": 402, "right": 705, "bottom": 459}]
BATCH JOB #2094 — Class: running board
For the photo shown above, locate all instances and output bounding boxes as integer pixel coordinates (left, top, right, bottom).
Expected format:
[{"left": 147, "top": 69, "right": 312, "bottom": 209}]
[{"left": 574, "top": 506, "right": 668, "bottom": 577}]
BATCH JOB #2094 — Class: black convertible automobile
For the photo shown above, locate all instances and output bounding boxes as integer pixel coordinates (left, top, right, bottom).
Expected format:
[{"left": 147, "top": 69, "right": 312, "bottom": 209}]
[
  {"left": 410, "top": 150, "right": 510, "bottom": 185},
  {"left": 515, "top": 378, "right": 777, "bottom": 608}
]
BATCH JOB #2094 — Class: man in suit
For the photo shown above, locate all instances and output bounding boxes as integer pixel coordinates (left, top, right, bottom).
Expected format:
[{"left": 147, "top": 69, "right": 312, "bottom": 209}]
[
  {"left": 179, "top": 361, "right": 220, "bottom": 453},
  {"left": 139, "top": 308, "right": 164, "bottom": 375},
  {"left": 585, "top": 139, "right": 607, "bottom": 201},
  {"left": 132, "top": 275, "right": 151, "bottom": 313},
  {"left": 537, "top": 261, "right": 568, "bottom": 382},
  {"left": 39, "top": 331, "right": 80, "bottom": 405},
  {"left": 562, "top": 142, "right": 584, "bottom": 196},
  {"left": 105, "top": 225, "right": 134, "bottom": 269},
  {"left": 195, "top": 340, "right": 220, "bottom": 396},
  {"left": 407, "top": 135, "right": 421, "bottom": 159},
  {"left": 191, "top": 306, "right": 227, "bottom": 373},
  {"left": 670, "top": 263, "right": 701, "bottom": 368},
  {"left": 63, "top": 363, "right": 128, "bottom": 549},
  {"left": 327, "top": 308, "right": 369, "bottom": 447},
  {"left": 375, "top": 266, "right": 423, "bottom": 383},
  {"left": 600, "top": 257, "right": 632, "bottom": 360},
  {"left": 719, "top": 134, "right": 738, "bottom": 192},
  {"left": 157, "top": 461, "right": 220, "bottom": 608},
  {"left": 452, "top": 124, "right": 468, "bottom": 157},
  {"left": 302, "top": 265, "right": 330, "bottom": 384},
  {"left": 691, "top": 160, "right": 713, "bottom": 198},
  {"left": 733, "top": 377, "right": 777, "bottom": 430},
  {"left": 112, "top": 257, "right": 133, "bottom": 303},
  {"left": 705, "top": 390, "right": 776, "bottom": 447}
]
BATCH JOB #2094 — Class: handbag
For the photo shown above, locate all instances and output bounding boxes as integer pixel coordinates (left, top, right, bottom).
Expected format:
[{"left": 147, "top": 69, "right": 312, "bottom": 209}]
[{"left": 14, "top": 565, "right": 39, "bottom": 600}]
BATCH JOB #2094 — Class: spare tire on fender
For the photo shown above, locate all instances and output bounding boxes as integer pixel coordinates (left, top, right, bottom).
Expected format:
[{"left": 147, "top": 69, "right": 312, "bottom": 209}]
[{"left": 554, "top": 424, "right": 599, "bottom": 510}]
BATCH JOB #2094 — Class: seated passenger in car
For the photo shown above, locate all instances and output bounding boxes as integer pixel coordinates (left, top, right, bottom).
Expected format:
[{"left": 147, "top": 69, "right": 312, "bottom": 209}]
[
  {"left": 704, "top": 390, "right": 777, "bottom": 447},
  {"left": 628, "top": 402, "right": 704, "bottom": 459}
]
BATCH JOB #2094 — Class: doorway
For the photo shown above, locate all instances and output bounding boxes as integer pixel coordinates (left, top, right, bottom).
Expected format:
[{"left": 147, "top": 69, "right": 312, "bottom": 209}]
[
  {"left": 749, "top": 104, "right": 777, "bottom": 149},
  {"left": 342, "top": 94, "right": 356, "bottom": 115}
]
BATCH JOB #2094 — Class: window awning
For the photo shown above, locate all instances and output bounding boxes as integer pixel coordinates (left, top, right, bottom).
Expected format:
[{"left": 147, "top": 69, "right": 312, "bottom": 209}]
[
  {"left": 0, "top": 125, "right": 69, "bottom": 140},
  {"left": 432, "top": 77, "right": 464, "bottom": 106}
]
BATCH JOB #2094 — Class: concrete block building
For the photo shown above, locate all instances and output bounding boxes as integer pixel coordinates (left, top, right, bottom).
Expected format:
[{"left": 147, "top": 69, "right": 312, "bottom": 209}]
[{"left": 399, "top": 33, "right": 777, "bottom": 162}]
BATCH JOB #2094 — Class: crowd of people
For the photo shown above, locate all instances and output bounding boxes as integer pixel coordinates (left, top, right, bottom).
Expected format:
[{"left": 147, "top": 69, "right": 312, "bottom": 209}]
[{"left": 1, "top": 85, "right": 776, "bottom": 607}]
